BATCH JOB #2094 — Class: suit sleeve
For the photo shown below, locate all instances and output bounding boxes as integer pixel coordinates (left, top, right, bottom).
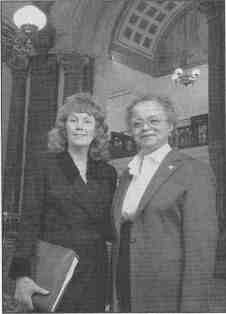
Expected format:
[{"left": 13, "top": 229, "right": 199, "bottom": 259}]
[
  {"left": 9, "top": 154, "right": 46, "bottom": 280},
  {"left": 180, "top": 164, "right": 218, "bottom": 312},
  {"left": 103, "top": 166, "right": 118, "bottom": 242}
]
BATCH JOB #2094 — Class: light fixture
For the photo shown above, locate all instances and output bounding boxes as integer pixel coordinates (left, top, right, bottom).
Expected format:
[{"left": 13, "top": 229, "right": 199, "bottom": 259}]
[
  {"left": 13, "top": 5, "right": 47, "bottom": 56},
  {"left": 171, "top": 11, "right": 201, "bottom": 87},
  {"left": 171, "top": 67, "right": 201, "bottom": 87}
]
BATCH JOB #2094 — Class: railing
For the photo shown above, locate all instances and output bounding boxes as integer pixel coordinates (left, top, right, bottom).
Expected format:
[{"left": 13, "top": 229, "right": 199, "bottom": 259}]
[{"left": 109, "top": 114, "right": 209, "bottom": 160}]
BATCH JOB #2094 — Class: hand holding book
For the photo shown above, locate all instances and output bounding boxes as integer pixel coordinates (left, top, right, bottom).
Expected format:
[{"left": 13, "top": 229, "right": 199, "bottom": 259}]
[
  {"left": 14, "top": 241, "right": 79, "bottom": 312},
  {"left": 32, "top": 240, "right": 79, "bottom": 312},
  {"left": 15, "top": 276, "right": 49, "bottom": 312}
]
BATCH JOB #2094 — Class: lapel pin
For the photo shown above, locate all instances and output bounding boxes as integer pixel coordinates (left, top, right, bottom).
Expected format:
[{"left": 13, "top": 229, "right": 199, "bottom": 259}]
[{"left": 168, "top": 165, "right": 175, "bottom": 170}]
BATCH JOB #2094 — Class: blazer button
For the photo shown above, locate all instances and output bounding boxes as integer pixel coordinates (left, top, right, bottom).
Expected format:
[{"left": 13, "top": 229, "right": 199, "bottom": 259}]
[{"left": 130, "top": 238, "right": 136, "bottom": 244}]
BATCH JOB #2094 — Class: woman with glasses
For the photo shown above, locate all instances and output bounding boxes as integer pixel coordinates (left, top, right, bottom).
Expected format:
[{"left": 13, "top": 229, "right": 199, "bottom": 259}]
[
  {"left": 9, "top": 93, "right": 117, "bottom": 313},
  {"left": 111, "top": 94, "right": 218, "bottom": 312}
]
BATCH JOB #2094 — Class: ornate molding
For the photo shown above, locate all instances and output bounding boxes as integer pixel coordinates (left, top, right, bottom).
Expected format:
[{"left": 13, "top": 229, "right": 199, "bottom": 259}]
[
  {"left": 2, "top": 15, "right": 56, "bottom": 70},
  {"left": 2, "top": 20, "right": 29, "bottom": 71}
]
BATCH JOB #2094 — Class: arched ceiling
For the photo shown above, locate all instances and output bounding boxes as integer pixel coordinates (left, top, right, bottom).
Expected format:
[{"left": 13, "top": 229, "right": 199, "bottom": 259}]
[
  {"left": 2, "top": 0, "right": 207, "bottom": 77},
  {"left": 110, "top": 0, "right": 208, "bottom": 76},
  {"left": 112, "top": 0, "right": 189, "bottom": 60}
]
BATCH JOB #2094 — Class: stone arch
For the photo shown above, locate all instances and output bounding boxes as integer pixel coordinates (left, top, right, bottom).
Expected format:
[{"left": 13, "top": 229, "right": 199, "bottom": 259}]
[{"left": 109, "top": 0, "right": 207, "bottom": 77}]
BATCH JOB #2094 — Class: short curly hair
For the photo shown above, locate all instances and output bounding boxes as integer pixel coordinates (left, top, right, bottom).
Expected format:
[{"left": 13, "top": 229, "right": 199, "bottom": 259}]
[
  {"left": 48, "top": 93, "right": 109, "bottom": 160},
  {"left": 126, "top": 94, "right": 178, "bottom": 131}
]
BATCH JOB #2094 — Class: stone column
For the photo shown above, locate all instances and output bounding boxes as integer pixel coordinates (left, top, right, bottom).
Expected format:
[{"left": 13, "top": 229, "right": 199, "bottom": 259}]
[
  {"left": 19, "top": 19, "right": 58, "bottom": 203},
  {"left": 2, "top": 19, "right": 30, "bottom": 217},
  {"left": 2, "top": 43, "right": 29, "bottom": 300},
  {"left": 3, "top": 63, "right": 29, "bottom": 216},
  {"left": 199, "top": 0, "right": 225, "bottom": 228},
  {"left": 199, "top": 0, "right": 226, "bottom": 276},
  {"left": 24, "top": 54, "right": 58, "bottom": 170}
]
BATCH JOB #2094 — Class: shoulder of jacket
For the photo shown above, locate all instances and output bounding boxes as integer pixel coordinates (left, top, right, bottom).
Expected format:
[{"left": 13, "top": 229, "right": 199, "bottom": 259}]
[
  {"left": 180, "top": 156, "right": 214, "bottom": 182},
  {"left": 94, "top": 160, "right": 117, "bottom": 177},
  {"left": 31, "top": 150, "right": 59, "bottom": 168}
]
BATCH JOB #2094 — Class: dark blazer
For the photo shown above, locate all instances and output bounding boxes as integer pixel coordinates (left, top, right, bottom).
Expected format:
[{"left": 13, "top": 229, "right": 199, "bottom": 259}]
[
  {"left": 9, "top": 151, "right": 117, "bottom": 312},
  {"left": 112, "top": 149, "right": 218, "bottom": 313}
]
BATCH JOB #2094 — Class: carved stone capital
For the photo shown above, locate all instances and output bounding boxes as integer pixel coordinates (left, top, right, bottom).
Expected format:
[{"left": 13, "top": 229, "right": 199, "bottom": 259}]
[
  {"left": 58, "top": 53, "right": 90, "bottom": 73},
  {"left": 2, "top": 20, "right": 29, "bottom": 71},
  {"left": 7, "top": 54, "right": 29, "bottom": 72},
  {"left": 30, "top": 54, "right": 58, "bottom": 73}
]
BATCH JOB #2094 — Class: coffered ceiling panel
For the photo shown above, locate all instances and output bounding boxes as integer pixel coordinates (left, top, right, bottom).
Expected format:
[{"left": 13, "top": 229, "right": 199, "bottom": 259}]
[
  {"left": 110, "top": 0, "right": 207, "bottom": 77},
  {"left": 113, "top": 0, "right": 188, "bottom": 60}
]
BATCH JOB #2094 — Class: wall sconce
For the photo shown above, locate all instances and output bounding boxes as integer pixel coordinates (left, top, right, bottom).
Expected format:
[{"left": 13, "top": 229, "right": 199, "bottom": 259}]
[
  {"left": 13, "top": 5, "right": 47, "bottom": 56},
  {"left": 171, "top": 67, "right": 201, "bottom": 87}
]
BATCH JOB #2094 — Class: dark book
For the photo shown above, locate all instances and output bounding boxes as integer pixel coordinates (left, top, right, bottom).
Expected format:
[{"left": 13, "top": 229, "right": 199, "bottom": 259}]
[{"left": 32, "top": 240, "right": 79, "bottom": 312}]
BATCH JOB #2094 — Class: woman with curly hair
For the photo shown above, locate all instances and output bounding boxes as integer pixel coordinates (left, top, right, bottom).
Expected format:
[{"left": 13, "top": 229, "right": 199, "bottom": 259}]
[{"left": 9, "top": 93, "right": 117, "bottom": 312}]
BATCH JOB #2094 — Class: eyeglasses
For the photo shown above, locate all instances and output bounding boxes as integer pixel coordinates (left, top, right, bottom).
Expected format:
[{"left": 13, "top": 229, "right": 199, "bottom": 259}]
[{"left": 131, "top": 118, "right": 168, "bottom": 129}]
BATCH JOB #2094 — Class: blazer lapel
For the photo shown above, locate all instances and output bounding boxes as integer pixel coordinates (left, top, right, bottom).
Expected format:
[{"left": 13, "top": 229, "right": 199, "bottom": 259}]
[
  {"left": 56, "top": 152, "right": 103, "bottom": 221},
  {"left": 56, "top": 151, "right": 80, "bottom": 185},
  {"left": 133, "top": 150, "right": 185, "bottom": 220},
  {"left": 70, "top": 158, "right": 105, "bottom": 222}
]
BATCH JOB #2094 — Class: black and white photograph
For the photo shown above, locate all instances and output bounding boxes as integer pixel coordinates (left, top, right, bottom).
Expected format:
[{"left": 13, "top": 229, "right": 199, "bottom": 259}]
[{"left": 2, "top": 0, "right": 226, "bottom": 313}]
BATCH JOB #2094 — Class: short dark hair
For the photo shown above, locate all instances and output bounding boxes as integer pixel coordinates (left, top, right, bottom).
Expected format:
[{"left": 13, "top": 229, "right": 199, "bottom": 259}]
[{"left": 126, "top": 94, "right": 178, "bottom": 130}]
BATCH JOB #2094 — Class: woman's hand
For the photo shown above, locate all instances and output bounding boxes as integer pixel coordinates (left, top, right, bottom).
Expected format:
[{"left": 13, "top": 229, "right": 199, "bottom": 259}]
[{"left": 15, "top": 277, "right": 49, "bottom": 312}]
